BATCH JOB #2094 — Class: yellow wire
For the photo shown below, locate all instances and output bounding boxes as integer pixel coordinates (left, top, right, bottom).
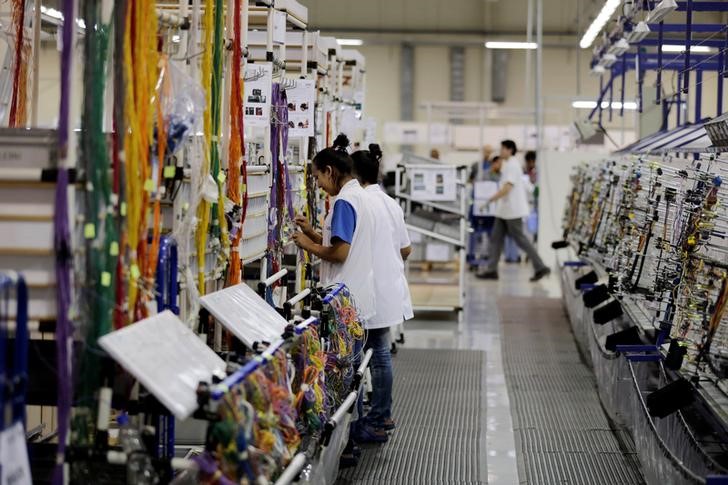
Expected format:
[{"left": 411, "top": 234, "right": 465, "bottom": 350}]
[{"left": 195, "top": 0, "right": 214, "bottom": 294}]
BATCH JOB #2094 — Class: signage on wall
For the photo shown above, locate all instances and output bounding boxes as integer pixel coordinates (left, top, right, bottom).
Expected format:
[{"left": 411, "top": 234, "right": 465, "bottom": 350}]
[
  {"left": 286, "top": 79, "right": 315, "bottom": 138},
  {"left": 244, "top": 63, "right": 273, "bottom": 127}
]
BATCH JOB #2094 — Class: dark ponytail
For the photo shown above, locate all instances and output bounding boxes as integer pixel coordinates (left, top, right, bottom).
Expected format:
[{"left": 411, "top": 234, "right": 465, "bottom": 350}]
[
  {"left": 352, "top": 143, "right": 383, "bottom": 185},
  {"left": 313, "top": 133, "right": 354, "bottom": 184}
]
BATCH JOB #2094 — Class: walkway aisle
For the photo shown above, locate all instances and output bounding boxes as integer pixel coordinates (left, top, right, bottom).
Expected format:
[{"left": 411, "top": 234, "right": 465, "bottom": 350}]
[
  {"left": 498, "top": 296, "right": 644, "bottom": 484},
  {"left": 337, "top": 265, "right": 644, "bottom": 484},
  {"left": 337, "top": 348, "right": 485, "bottom": 484}
]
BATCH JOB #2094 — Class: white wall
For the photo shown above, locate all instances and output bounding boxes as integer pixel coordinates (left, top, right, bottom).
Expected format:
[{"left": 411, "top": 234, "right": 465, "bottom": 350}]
[{"left": 360, "top": 44, "right": 639, "bottom": 151}]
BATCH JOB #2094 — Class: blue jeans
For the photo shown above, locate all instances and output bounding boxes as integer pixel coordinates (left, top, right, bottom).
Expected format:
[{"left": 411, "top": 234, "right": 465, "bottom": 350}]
[{"left": 364, "top": 327, "right": 393, "bottom": 426}]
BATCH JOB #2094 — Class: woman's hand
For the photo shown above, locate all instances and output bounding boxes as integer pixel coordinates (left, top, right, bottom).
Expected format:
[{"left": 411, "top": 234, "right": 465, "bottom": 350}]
[
  {"left": 292, "top": 231, "right": 313, "bottom": 251},
  {"left": 295, "top": 214, "right": 313, "bottom": 235}
]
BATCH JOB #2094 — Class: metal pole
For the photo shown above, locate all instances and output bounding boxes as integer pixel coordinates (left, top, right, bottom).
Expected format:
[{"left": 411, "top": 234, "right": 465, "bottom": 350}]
[
  {"left": 535, "top": 0, "right": 543, "bottom": 150},
  {"left": 695, "top": 69, "right": 702, "bottom": 121},
  {"left": 525, "top": 0, "right": 534, "bottom": 111},
  {"left": 656, "top": 21, "right": 664, "bottom": 105},
  {"left": 683, "top": 0, "right": 693, "bottom": 94}
]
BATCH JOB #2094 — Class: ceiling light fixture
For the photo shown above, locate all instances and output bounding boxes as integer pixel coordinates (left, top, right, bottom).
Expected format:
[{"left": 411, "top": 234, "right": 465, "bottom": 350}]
[
  {"left": 485, "top": 41, "right": 538, "bottom": 50},
  {"left": 572, "top": 100, "right": 638, "bottom": 110},
  {"left": 336, "top": 38, "right": 363, "bottom": 46},
  {"left": 599, "top": 53, "right": 618, "bottom": 67},
  {"left": 626, "top": 21, "right": 650, "bottom": 44},
  {"left": 662, "top": 44, "right": 715, "bottom": 53},
  {"left": 646, "top": 0, "right": 678, "bottom": 24},
  {"left": 607, "top": 38, "right": 630, "bottom": 56},
  {"left": 579, "top": 0, "right": 621, "bottom": 49}
]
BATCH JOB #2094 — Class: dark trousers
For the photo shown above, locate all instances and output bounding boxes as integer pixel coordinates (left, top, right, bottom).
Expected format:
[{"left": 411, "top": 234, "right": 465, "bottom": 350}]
[{"left": 485, "top": 217, "right": 547, "bottom": 273}]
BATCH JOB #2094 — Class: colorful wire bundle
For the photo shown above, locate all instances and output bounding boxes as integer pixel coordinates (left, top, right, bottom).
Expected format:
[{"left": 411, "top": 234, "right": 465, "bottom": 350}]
[
  {"left": 225, "top": 0, "right": 248, "bottom": 287},
  {"left": 75, "top": 0, "right": 116, "bottom": 442},
  {"left": 8, "top": 0, "right": 29, "bottom": 127},
  {"left": 290, "top": 327, "right": 326, "bottom": 433},
  {"left": 209, "top": 350, "right": 301, "bottom": 483},
  {"left": 123, "top": 0, "right": 160, "bottom": 320}
]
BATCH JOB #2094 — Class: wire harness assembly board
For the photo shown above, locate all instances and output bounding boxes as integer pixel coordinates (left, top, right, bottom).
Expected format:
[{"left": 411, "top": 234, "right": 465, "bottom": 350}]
[{"left": 555, "top": 153, "right": 728, "bottom": 484}]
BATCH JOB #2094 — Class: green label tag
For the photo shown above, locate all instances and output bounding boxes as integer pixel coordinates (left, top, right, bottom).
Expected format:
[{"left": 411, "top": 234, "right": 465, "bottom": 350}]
[
  {"left": 130, "top": 264, "right": 141, "bottom": 280},
  {"left": 164, "top": 166, "right": 176, "bottom": 178},
  {"left": 101, "top": 271, "right": 111, "bottom": 287},
  {"left": 109, "top": 241, "right": 119, "bottom": 256},
  {"left": 120, "top": 202, "right": 127, "bottom": 216},
  {"left": 144, "top": 179, "right": 155, "bottom": 192},
  {"left": 84, "top": 223, "right": 96, "bottom": 239}
]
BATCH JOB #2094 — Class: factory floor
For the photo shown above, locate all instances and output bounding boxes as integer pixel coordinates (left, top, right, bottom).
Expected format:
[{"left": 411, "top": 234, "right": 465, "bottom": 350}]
[{"left": 338, "top": 264, "right": 644, "bottom": 484}]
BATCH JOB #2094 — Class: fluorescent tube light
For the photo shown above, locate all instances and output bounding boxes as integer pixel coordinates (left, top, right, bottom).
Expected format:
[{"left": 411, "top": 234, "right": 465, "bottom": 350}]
[
  {"left": 626, "top": 21, "right": 650, "bottom": 44},
  {"left": 646, "top": 0, "right": 678, "bottom": 24},
  {"left": 485, "top": 41, "right": 538, "bottom": 50},
  {"left": 662, "top": 44, "right": 715, "bottom": 53},
  {"left": 336, "top": 38, "right": 363, "bottom": 46},
  {"left": 607, "top": 38, "right": 630, "bottom": 56},
  {"left": 579, "top": 0, "right": 621, "bottom": 49},
  {"left": 572, "top": 100, "right": 638, "bottom": 110}
]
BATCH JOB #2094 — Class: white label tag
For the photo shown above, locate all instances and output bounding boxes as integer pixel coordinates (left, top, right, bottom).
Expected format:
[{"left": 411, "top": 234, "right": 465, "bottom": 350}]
[{"left": 0, "top": 422, "right": 32, "bottom": 485}]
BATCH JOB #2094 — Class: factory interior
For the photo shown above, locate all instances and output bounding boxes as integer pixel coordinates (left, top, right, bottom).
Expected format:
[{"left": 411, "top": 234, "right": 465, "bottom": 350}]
[{"left": 3, "top": 1, "right": 728, "bottom": 484}]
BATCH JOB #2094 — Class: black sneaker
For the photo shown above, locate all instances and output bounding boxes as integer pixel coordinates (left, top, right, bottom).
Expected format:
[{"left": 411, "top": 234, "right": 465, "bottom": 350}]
[
  {"left": 476, "top": 271, "right": 499, "bottom": 280},
  {"left": 530, "top": 267, "right": 551, "bottom": 282}
]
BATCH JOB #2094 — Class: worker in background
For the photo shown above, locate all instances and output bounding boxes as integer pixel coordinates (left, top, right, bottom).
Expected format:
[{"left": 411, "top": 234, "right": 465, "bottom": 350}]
[
  {"left": 292, "top": 134, "right": 386, "bottom": 462},
  {"left": 469, "top": 144, "right": 494, "bottom": 183},
  {"left": 351, "top": 144, "right": 413, "bottom": 442},
  {"left": 477, "top": 140, "right": 550, "bottom": 282}
]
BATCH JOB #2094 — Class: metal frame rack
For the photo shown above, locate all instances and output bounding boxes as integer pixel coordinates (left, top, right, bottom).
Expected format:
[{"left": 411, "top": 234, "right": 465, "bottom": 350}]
[
  {"left": 0, "top": 0, "right": 371, "bottom": 483},
  {"left": 585, "top": 1, "right": 728, "bottom": 135},
  {"left": 394, "top": 153, "right": 468, "bottom": 322}
]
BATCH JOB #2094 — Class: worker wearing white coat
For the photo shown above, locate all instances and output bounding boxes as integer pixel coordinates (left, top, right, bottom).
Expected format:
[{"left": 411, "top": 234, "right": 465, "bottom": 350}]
[
  {"left": 293, "top": 135, "right": 387, "bottom": 449},
  {"left": 351, "top": 144, "right": 414, "bottom": 436},
  {"left": 293, "top": 134, "right": 377, "bottom": 323}
]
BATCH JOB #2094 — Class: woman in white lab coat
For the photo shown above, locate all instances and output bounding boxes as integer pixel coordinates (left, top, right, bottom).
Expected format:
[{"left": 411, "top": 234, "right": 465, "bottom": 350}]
[
  {"left": 351, "top": 144, "right": 414, "bottom": 433},
  {"left": 293, "top": 135, "right": 388, "bottom": 447},
  {"left": 293, "top": 134, "right": 377, "bottom": 322}
]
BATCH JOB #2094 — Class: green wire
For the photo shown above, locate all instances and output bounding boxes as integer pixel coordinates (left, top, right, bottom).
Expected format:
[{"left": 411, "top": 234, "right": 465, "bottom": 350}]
[{"left": 76, "top": 0, "right": 115, "bottom": 446}]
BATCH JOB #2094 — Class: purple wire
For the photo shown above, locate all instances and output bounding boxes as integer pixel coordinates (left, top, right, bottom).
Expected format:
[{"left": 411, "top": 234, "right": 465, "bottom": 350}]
[
  {"left": 58, "top": 0, "right": 74, "bottom": 154},
  {"left": 51, "top": 153, "right": 73, "bottom": 485},
  {"left": 278, "top": 88, "right": 293, "bottom": 220}
]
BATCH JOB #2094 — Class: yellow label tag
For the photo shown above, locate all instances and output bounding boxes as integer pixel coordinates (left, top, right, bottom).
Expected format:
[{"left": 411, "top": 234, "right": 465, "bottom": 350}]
[
  {"left": 101, "top": 271, "right": 111, "bottom": 287},
  {"left": 217, "top": 171, "right": 226, "bottom": 184},
  {"left": 109, "top": 241, "right": 119, "bottom": 256},
  {"left": 164, "top": 166, "right": 176, "bottom": 178},
  {"left": 130, "top": 264, "right": 141, "bottom": 280},
  {"left": 120, "top": 202, "right": 127, "bottom": 216},
  {"left": 144, "top": 179, "right": 155, "bottom": 192},
  {"left": 84, "top": 223, "right": 96, "bottom": 239}
]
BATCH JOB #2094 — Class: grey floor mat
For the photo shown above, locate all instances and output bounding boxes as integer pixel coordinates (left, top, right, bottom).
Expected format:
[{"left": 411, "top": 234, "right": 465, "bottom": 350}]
[
  {"left": 498, "top": 297, "right": 645, "bottom": 485},
  {"left": 336, "top": 348, "right": 486, "bottom": 485}
]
